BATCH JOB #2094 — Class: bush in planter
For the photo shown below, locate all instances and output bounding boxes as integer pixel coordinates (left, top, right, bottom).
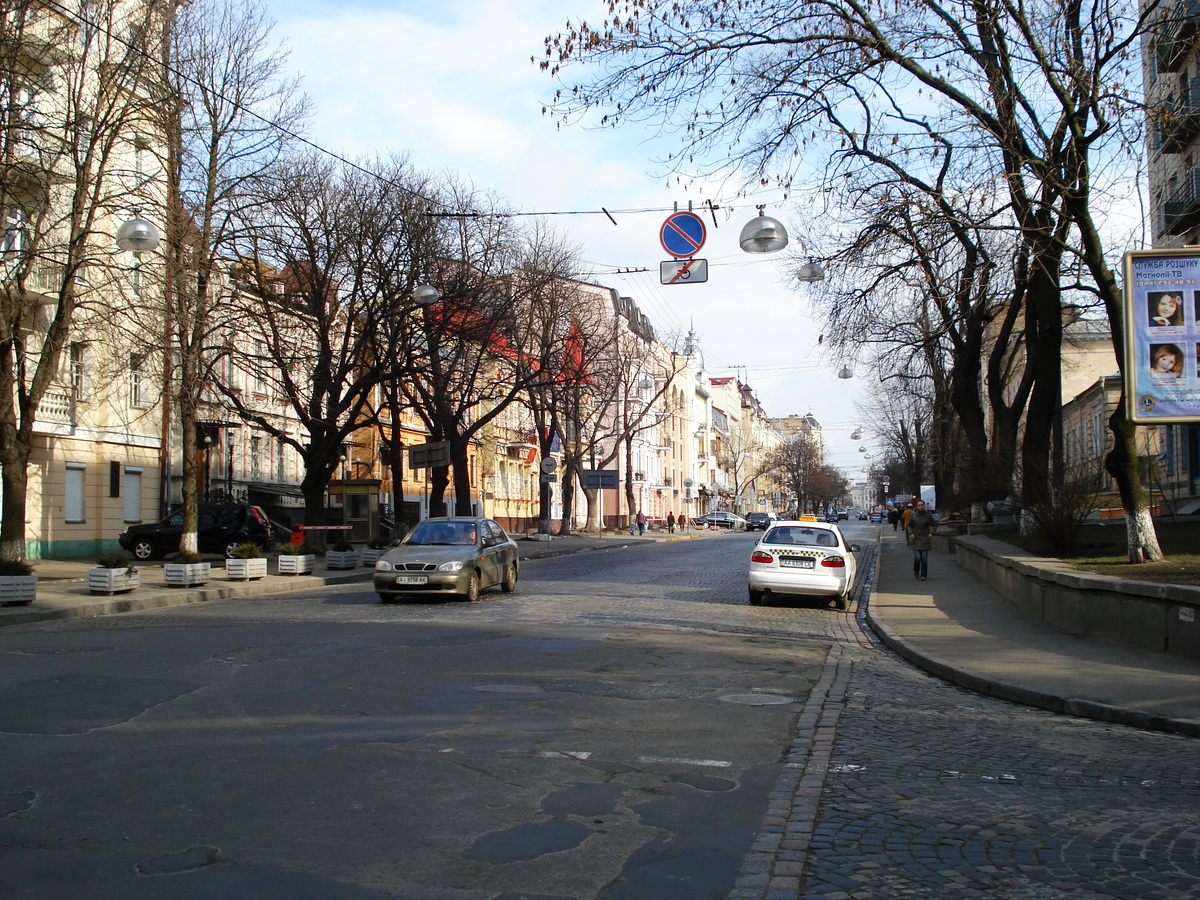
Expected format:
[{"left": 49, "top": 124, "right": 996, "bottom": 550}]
[
  {"left": 165, "top": 549, "right": 211, "bottom": 587},
  {"left": 325, "top": 538, "right": 359, "bottom": 569},
  {"left": 277, "top": 540, "right": 316, "bottom": 575},
  {"left": 89, "top": 552, "right": 139, "bottom": 594},
  {"left": 226, "top": 542, "right": 267, "bottom": 580},
  {"left": 96, "top": 551, "right": 137, "bottom": 574},
  {"left": 0, "top": 558, "right": 37, "bottom": 606},
  {"left": 0, "top": 559, "right": 35, "bottom": 576}
]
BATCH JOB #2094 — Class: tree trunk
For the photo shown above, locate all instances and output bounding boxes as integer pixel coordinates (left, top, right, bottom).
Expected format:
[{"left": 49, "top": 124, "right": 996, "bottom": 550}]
[{"left": 0, "top": 449, "right": 30, "bottom": 563}]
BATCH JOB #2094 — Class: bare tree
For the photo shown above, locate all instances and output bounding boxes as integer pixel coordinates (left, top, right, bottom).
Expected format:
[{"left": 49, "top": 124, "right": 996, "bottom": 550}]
[
  {"left": 224, "top": 153, "right": 432, "bottom": 541},
  {"left": 542, "top": 0, "right": 1163, "bottom": 561},
  {"left": 0, "top": 0, "right": 169, "bottom": 562},
  {"left": 149, "top": 0, "right": 307, "bottom": 551}
]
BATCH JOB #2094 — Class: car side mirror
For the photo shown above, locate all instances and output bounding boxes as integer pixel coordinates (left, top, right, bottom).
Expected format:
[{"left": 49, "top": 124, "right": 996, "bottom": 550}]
[{"left": 849, "top": 544, "right": 861, "bottom": 553}]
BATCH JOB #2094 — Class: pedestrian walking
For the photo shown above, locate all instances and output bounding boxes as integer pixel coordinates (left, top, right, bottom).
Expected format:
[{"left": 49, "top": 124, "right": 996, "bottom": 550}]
[
  {"left": 887, "top": 507, "right": 900, "bottom": 531},
  {"left": 635, "top": 509, "right": 647, "bottom": 535},
  {"left": 906, "top": 499, "right": 935, "bottom": 581},
  {"left": 900, "top": 502, "right": 915, "bottom": 545},
  {"left": 666, "top": 512, "right": 676, "bottom": 534}
]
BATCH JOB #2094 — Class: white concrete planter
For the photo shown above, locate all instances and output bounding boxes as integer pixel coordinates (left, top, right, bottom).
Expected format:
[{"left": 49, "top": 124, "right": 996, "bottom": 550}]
[
  {"left": 361, "top": 547, "right": 388, "bottom": 567},
  {"left": 0, "top": 575, "right": 37, "bottom": 606},
  {"left": 163, "top": 562, "right": 211, "bottom": 587},
  {"left": 88, "top": 567, "right": 140, "bottom": 595},
  {"left": 225, "top": 558, "right": 267, "bottom": 581},
  {"left": 276, "top": 554, "right": 315, "bottom": 575},
  {"left": 324, "top": 549, "right": 360, "bottom": 570}
]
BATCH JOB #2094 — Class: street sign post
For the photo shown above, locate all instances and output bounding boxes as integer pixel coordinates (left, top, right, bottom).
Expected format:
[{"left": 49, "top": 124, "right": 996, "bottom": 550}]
[
  {"left": 659, "top": 258, "right": 708, "bottom": 285},
  {"left": 408, "top": 441, "right": 450, "bottom": 469},
  {"left": 581, "top": 469, "right": 619, "bottom": 490},
  {"left": 660, "top": 211, "right": 707, "bottom": 258}
]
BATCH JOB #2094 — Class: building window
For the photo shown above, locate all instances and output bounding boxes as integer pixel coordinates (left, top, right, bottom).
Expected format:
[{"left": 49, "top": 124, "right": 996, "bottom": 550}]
[
  {"left": 70, "top": 342, "right": 89, "bottom": 401},
  {"left": 123, "top": 467, "right": 142, "bottom": 522},
  {"left": 250, "top": 435, "right": 262, "bottom": 481},
  {"left": 65, "top": 464, "right": 85, "bottom": 523},
  {"left": 129, "top": 353, "right": 148, "bottom": 408},
  {"left": 1, "top": 207, "right": 27, "bottom": 256}
]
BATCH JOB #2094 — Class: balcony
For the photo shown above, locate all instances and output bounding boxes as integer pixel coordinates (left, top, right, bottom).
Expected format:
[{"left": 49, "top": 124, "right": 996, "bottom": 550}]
[
  {"left": 1158, "top": 79, "right": 1200, "bottom": 153},
  {"left": 1157, "top": 0, "right": 1200, "bottom": 72},
  {"left": 31, "top": 391, "right": 74, "bottom": 435},
  {"left": 1162, "top": 168, "right": 1200, "bottom": 234}
]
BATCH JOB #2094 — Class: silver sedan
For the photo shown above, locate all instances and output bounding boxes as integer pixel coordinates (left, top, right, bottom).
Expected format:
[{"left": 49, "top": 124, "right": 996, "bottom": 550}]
[{"left": 373, "top": 517, "right": 519, "bottom": 603}]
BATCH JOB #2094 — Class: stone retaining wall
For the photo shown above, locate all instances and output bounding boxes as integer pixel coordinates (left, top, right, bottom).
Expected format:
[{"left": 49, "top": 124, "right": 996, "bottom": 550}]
[{"left": 955, "top": 535, "right": 1200, "bottom": 660}]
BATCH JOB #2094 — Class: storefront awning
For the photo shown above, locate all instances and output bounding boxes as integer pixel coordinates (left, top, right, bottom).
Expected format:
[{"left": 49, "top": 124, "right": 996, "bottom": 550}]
[{"left": 246, "top": 482, "right": 304, "bottom": 499}]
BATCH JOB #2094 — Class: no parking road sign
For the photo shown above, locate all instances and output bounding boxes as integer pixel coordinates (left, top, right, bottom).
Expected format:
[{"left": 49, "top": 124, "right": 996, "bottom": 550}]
[{"left": 660, "top": 211, "right": 707, "bottom": 258}]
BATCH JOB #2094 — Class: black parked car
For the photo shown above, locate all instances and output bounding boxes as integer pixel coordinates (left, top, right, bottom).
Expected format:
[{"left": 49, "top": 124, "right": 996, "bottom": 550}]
[{"left": 118, "top": 503, "right": 275, "bottom": 561}]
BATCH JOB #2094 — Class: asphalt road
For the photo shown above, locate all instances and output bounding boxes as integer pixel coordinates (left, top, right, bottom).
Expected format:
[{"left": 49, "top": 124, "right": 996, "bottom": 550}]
[{"left": 1, "top": 524, "right": 1197, "bottom": 900}]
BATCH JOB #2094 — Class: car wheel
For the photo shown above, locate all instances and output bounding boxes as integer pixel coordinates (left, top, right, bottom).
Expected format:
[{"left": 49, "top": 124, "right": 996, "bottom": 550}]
[
  {"left": 464, "top": 572, "right": 481, "bottom": 602},
  {"left": 501, "top": 562, "right": 518, "bottom": 593},
  {"left": 835, "top": 596, "right": 849, "bottom": 610},
  {"left": 379, "top": 593, "right": 396, "bottom": 604},
  {"left": 225, "top": 539, "right": 248, "bottom": 557},
  {"left": 130, "top": 539, "right": 157, "bottom": 561},
  {"left": 748, "top": 588, "right": 764, "bottom": 605}
]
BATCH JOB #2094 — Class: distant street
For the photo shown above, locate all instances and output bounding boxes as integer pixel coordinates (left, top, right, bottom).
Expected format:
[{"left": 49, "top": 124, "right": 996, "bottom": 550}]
[{"left": 1, "top": 524, "right": 1197, "bottom": 899}]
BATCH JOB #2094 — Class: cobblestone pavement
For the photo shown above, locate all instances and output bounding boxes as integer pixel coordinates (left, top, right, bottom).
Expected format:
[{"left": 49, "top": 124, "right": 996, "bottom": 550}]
[{"left": 716, "top": 539, "right": 1200, "bottom": 900}]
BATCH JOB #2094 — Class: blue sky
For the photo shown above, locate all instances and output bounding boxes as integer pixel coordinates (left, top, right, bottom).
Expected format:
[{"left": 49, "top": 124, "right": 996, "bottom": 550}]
[{"left": 260, "top": 0, "right": 871, "bottom": 474}]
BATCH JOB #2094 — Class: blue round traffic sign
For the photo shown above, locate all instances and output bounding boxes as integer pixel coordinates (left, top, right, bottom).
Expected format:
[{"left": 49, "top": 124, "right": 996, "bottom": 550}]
[{"left": 660, "top": 212, "right": 707, "bottom": 258}]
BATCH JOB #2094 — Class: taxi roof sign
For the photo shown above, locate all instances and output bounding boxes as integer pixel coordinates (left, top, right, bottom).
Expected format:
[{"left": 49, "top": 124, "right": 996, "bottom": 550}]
[{"left": 799, "top": 515, "right": 819, "bottom": 521}]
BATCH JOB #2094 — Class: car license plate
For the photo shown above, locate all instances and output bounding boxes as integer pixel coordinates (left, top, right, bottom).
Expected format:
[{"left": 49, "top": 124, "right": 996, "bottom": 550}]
[
  {"left": 781, "top": 558, "right": 815, "bottom": 569},
  {"left": 394, "top": 575, "right": 428, "bottom": 585}
]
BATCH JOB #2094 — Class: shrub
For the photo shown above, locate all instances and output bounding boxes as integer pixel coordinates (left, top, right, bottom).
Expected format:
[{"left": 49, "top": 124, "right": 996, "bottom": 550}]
[
  {"left": 0, "top": 559, "right": 35, "bottom": 576},
  {"left": 330, "top": 539, "right": 355, "bottom": 553},
  {"left": 278, "top": 541, "right": 313, "bottom": 555},
  {"left": 367, "top": 539, "right": 388, "bottom": 549},
  {"left": 228, "top": 542, "right": 263, "bottom": 559},
  {"left": 169, "top": 549, "right": 205, "bottom": 565},
  {"left": 95, "top": 551, "right": 133, "bottom": 569}
]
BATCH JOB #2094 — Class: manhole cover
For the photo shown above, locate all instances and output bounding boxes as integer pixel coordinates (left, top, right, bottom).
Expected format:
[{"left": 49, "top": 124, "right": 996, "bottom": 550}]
[{"left": 718, "top": 693, "right": 794, "bottom": 706}]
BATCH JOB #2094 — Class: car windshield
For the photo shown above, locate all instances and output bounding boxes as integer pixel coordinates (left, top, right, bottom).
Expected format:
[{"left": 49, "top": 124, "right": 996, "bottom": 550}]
[
  {"left": 406, "top": 521, "right": 478, "bottom": 546},
  {"left": 764, "top": 526, "right": 838, "bottom": 548}
]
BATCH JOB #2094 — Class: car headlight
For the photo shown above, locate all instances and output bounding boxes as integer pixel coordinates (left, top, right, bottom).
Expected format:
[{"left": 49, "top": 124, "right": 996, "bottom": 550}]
[
  {"left": 375, "top": 559, "right": 393, "bottom": 571},
  {"left": 438, "top": 560, "right": 464, "bottom": 572}
]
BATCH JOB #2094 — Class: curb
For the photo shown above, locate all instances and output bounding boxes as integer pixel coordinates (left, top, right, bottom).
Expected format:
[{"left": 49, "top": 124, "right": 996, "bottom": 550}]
[{"left": 864, "top": 592, "right": 1200, "bottom": 738}]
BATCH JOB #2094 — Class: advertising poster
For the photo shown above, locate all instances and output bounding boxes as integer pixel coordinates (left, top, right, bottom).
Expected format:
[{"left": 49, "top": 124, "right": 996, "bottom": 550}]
[{"left": 1124, "top": 249, "right": 1200, "bottom": 424}]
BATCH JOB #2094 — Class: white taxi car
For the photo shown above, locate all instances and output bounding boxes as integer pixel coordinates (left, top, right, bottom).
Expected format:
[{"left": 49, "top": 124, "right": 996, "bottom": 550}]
[{"left": 747, "top": 516, "right": 861, "bottom": 609}]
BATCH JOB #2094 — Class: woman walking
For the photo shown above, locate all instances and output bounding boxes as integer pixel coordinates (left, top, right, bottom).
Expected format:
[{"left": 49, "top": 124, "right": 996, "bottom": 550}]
[{"left": 906, "top": 499, "right": 935, "bottom": 581}]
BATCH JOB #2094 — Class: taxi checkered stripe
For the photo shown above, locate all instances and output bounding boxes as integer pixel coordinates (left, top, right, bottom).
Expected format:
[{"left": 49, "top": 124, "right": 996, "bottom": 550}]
[{"left": 774, "top": 549, "right": 826, "bottom": 559}]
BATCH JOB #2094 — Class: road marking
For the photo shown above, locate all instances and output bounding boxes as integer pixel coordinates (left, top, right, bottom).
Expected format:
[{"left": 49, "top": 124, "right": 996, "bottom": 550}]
[
  {"left": 638, "top": 756, "right": 731, "bottom": 768},
  {"left": 539, "top": 750, "right": 592, "bottom": 760}
]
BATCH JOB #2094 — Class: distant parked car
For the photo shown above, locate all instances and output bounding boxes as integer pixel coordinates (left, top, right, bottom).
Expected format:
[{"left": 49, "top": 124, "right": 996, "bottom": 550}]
[
  {"left": 694, "top": 511, "right": 747, "bottom": 530},
  {"left": 118, "top": 503, "right": 275, "bottom": 560}
]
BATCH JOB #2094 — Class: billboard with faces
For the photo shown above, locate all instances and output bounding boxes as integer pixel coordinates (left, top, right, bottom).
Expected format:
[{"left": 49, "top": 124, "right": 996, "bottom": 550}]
[{"left": 1124, "top": 249, "right": 1200, "bottom": 424}]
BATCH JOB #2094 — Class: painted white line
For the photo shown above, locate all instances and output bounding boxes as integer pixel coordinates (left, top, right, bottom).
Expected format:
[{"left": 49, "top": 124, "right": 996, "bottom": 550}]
[
  {"left": 638, "top": 756, "right": 732, "bottom": 768},
  {"left": 539, "top": 750, "right": 592, "bottom": 760}
]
